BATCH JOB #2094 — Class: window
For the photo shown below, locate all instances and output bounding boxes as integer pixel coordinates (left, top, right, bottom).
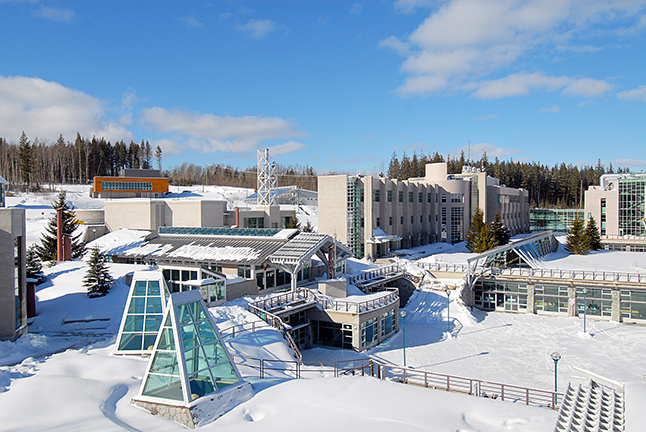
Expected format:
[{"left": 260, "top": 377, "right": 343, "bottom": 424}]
[
  {"left": 420, "top": 215, "right": 423, "bottom": 223},
  {"left": 389, "top": 217, "right": 392, "bottom": 226},
  {"left": 451, "top": 194, "right": 463, "bottom": 203},
  {"left": 243, "top": 217, "right": 265, "bottom": 228},
  {"left": 381, "top": 310, "right": 395, "bottom": 336},
  {"left": 374, "top": 190, "right": 380, "bottom": 202},
  {"left": 411, "top": 216, "right": 414, "bottom": 224},
  {"left": 450, "top": 207, "right": 464, "bottom": 243},
  {"left": 361, "top": 317, "right": 378, "bottom": 347},
  {"left": 441, "top": 194, "right": 447, "bottom": 203},
  {"left": 101, "top": 181, "right": 153, "bottom": 191},
  {"left": 408, "top": 192, "right": 413, "bottom": 202},
  {"left": 400, "top": 216, "right": 404, "bottom": 225},
  {"left": 238, "top": 265, "right": 252, "bottom": 279},
  {"left": 398, "top": 191, "right": 403, "bottom": 202},
  {"left": 419, "top": 192, "right": 423, "bottom": 202},
  {"left": 427, "top": 193, "right": 432, "bottom": 203},
  {"left": 376, "top": 217, "right": 381, "bottom": 227},
  {"left": 387, "top": 190, "right": 393, "bottom": 202}
]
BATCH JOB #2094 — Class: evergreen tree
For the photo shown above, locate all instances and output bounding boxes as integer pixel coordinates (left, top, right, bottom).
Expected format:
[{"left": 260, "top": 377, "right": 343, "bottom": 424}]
[
  {"left": 34, "top": 190, "right": 86, "bottom": 261},
  {"left": 565, "top": 215, "right": 589, "bottom": 255},
  {"left": 18, "top": 131, "right": 32, "bottom": 186},
  {"left": 286, "top": 214, "right": 301, "bottom": 229},
  {"left": 491, "top": 213, "right": 511, "bottom": 246},
  {"left": 26, "top": 245, "right": 45, "bottom": 283},
  {"left": 302, "top": 219, "right": 314, "bottom": 232},
  {"left": 387, "top": 152, "right": 400, "bottom": 179},
  {"left": 83, "top": 246, "right": 113, "bottom": 297},
  {"left": 466, "top": 208, "right": 497, "bottom": 252},
  {"left": 155, "top": 145, "right": 163, "bottom": 171},
  {"left": 585, "top": 217, "right": 602, "bottom": 251}
]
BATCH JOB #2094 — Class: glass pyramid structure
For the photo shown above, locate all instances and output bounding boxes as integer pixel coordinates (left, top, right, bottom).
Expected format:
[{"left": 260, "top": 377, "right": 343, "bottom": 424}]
[
  {"left": 135, "top": 289, "right": 244, "bottom": 406},
  {"left": 115, "top": 270, "right": 171, "bottom": 355}
]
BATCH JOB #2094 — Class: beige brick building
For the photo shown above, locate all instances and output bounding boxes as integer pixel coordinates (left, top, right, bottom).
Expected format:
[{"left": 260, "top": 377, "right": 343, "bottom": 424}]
[
  {"left": 319, "top": 162, "right": 529, "bottom": 259},
  {"left": 0, "top": 208, "right": 26, "bottom": 340}
]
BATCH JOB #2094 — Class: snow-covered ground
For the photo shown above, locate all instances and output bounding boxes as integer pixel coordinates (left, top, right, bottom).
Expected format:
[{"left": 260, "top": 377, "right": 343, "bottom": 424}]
[{"left": 2, "top": 186, "right": 646, "bottom": 431}]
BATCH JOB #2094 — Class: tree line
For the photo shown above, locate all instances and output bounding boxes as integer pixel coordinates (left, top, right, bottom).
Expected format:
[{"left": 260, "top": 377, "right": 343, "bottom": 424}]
[
  {"left": 2, "top": 131, "right": 161, "bottom": 189},
  {"left": 1, "top": 131, "right": 319, "bottom": 191},
  {"left": 386, "top": 150, "right": 629, "bottom": 208}
]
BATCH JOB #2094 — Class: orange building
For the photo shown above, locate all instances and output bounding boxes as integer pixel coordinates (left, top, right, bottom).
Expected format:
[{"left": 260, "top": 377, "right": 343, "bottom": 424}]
[{"left": 91, "top": 169, "right": 169, "bottom": 199}]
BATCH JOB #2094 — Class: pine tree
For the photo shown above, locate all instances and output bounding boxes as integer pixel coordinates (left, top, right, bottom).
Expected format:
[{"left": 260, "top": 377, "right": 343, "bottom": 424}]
[
  {"left": 26, "top": 245, "right": 45, "bottom": 283},
  {"left": 302, "top": 219, "right": 314, "bottom": 232},
  {"left": 18, "top": 131, "right": 32, "bottom": 186},
  {"left": 155, "top": 145, "right": 163, "bottom": 171},
  {"left": 585, "top": 217, "right": 602, "bottom": 251},
  {"left": 491, "top": 213, "right": 511, "bottom": 247},
  {"left": 83, "top": 246, "right": 113, "bottom": 297},
  {"left": 466, "top": 208, "right": 485, "bottom": 252},
  {"left": 566, "top": 215, "right": 589, "bottom": 255},
  {"left": 34, "top": 190, "right": 86, "bottom": 261}
]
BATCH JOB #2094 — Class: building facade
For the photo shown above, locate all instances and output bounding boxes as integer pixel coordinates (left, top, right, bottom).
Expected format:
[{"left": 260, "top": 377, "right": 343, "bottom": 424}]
[
  {"left": 319, "top": 163, "right": 529, "bottom": 259},
  {"left": 104, "top": 199, "right": 295, "bottom": 232},
  {"left": 585, "top": 173, "right": 646, "bottom": 238},
  {"left": 91, "top": 168, "right": 169, "bottom": 199},
  {"left": 0, "top": 208, "right": 26, "bottom": 340}
]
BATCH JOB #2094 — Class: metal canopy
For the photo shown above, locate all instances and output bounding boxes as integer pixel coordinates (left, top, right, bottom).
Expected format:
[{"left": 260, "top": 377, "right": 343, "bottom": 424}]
[
  {"left": 268, "top": 232, "right": 353, "bottom": 291},
  {"left": 465, "top": 231, "right": 559, "bottom": 288}
]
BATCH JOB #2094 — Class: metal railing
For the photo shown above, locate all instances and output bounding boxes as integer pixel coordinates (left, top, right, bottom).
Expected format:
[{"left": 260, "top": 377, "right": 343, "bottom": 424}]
[
  {"left": 231, "top": 356, "right": 562, "bottom": 410},
  {"left": 477, "top": 267, "right": 646, "bottom": 284},
  {"left": 312, "top": 288, "right": 399, "bottom": 313},
  {"left": 248, "top": 289, "right": 314, "bottom": 313},
  {"left": 247, "top": 303, "right": 303, "bottom": 362}
]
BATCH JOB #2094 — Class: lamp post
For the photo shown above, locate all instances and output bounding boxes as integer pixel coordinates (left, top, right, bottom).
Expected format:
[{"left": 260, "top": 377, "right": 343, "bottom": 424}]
[
  {"left": 445, "top": 288, "right": 451, "bottom": 335},
  {"left": 400, "top": 310, "right": 407, "bottom": 367},
  {"left": 583, "top": 288, "right": 587, "bottom": 333},
  {"left": 551, "top": 351, "right": 561, "bottom": 402}
]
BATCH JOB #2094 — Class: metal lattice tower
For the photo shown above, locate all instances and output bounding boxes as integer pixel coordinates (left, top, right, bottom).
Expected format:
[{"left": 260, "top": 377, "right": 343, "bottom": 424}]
[{"left": 257, "top": 148, "right": 277, "bottom": 206}]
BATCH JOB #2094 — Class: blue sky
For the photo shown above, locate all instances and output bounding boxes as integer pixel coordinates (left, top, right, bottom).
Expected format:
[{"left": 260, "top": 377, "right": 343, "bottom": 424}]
[{"left": 1, "top": 0, "right": 646, "bottom": 174}]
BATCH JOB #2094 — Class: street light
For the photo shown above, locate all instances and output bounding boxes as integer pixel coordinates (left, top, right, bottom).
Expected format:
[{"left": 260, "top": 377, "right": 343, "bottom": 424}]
[
  {"left": 400, "top": 310, "right": 407, "bottom": 367},
  {"left": 445, "top": 288, "right": 451, "bottom": 335},
  {"left": 583, "top": 287, "right": 587, "bottom": 333},
  {"left": 551, "top": 351, "right": 561, "bottom": 401}
]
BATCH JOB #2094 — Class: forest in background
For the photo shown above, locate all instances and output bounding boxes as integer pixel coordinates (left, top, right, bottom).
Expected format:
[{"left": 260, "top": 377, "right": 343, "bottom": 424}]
[
  {"left": 0, "top": 132, "right": 318, "bottom": 192},
  {"left": 0, "top": 131, "right": 629, "bottom": 208},
  {"left": 385, "top": 150, "right": 628, "bottom": 208}
]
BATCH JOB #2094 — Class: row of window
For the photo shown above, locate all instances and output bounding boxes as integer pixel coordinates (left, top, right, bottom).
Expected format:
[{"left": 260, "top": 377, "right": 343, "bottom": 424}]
[{"left": 101, "top": 181, "right": 153, "bottom": 191}]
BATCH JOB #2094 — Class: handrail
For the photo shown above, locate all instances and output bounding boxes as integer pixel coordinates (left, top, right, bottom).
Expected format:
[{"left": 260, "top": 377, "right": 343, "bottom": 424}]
[
  {"left": 230, "top": 355, "right": 563, "bottom": 410},
  {"left": 247, "top": 303, "right": 303, "bottom": 363},
  {"left": 309, "top": 288, "right": 400, "bottom": 314}
]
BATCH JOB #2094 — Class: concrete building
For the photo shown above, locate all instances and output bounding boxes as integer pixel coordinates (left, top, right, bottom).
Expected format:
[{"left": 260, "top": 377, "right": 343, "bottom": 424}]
[
  {"left": 245, "top": 186, "right": 318, "bottom": 206},
  {"left": 0, "top": 175, "right": 7, "bottom": 207},
  {"left": 91, "top": 168, "right": 169, "bottom": 199},
  {"left": 319, "top": 162, "right": 529, "bottom": 259},
  {"left": 530, "top": 209, "right": 585, "bottom": 233},
  {"left": 104, "top": 199, "right": 295, "bottom": 232},
  {"left": 585, "top": 173, "right": 646, "bottom": 238},
  {"left": 0, "top": 208, "right": 27, "bottom": 340}
]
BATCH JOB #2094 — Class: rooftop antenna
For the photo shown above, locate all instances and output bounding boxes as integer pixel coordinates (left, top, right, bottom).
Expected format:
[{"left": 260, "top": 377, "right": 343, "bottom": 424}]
[
  {"left": 468, "top": 139, "right": 472, "bottom": 165},
  {"left": 257, "top": 148, "right": 277, "bottom": 206}
]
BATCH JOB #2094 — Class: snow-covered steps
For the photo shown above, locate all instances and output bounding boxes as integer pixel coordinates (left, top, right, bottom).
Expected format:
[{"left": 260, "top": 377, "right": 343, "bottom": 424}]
[{"left": 554, "top": 381, "right": 624, "bottom": 432}]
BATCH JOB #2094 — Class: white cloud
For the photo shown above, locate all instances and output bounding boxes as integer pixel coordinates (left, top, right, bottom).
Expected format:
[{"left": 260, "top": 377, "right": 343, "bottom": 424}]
[
  {"left": 611, "top": 158, "right": 646, "bottom": 167},
  {"left": 395, "top": 75, "right": 447, "bottom": 97},
  {"left": 382, "top": 0, "right": 646, "bottom": 98},
  {"left": 180, "top": 14, "right": 202, "bottom": 28},
  {"left": 35, "top": 6, "right": 74, "bottom": 22},
  {"left": 238, "top": 19, "right": 276, "bottom": 39},
  {"left": 540, "top": 105, "right": 561, "bottom": 113},
  {"left": 350, "top": 3, "right": 363, "bottom": 15},
  {"left": 271, "top": 141, "right": 305, "bottom": 155},
  {"left": 473, "top": 114, "right": 498, "bottom": 121},
  {"left": 0, "top": 75, "right": 132, "bottom": 143},
  {"left": 140, "top": 107, "right": 304, "bottom": 153},
  {"left": 453, "top": 142, "right": 518, "bottom": 159},
  {"left": 394, "top": 0, "right": 435, "bottom": 14},
  {"left": 472, "top": 72, "right": 613, "bottom": 99},
  {"left": 617, "top": 85, "right": 646, "bottom": 101}
]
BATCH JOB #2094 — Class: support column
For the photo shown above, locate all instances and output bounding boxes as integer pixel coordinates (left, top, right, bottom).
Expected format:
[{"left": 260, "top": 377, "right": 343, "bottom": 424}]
[
  {"left": 526, "top": 282, "right": 535, "bottom": 314},
  {"left": 567, "top": 285, "right": 577, "bottom": 317},
  {"left": 611, "top": 286, "right": 621, "bottom": 323}
]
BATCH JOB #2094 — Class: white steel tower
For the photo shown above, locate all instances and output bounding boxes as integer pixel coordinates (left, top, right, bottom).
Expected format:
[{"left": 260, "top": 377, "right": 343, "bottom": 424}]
[{"left": 257, "top": 148, "right": 277, "bottom": 206}]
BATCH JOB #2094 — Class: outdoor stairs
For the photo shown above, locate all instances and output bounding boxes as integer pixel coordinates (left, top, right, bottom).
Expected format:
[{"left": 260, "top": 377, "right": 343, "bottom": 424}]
[{"left": 554, "top": 381, "right": 624, "bottom": 432}]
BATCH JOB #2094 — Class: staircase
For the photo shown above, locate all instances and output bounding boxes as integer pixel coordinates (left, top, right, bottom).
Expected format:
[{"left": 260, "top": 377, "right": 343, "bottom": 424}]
[{"left": 554, "top": 381, "right": 624, "bottom": 432}]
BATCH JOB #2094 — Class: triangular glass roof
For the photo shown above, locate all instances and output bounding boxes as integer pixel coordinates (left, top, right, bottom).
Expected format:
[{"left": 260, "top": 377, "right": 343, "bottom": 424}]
[
  {"left": 135, "top": 290, "right": 243, "bottom": 406},
  {"left": 115, "top": 270, "right": 170, "bottom": 355}
]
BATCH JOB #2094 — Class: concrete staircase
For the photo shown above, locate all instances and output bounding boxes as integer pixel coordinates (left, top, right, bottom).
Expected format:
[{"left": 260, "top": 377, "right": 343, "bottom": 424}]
[{"left": 554, "top": 381, "right": 624, "bottom": 432}]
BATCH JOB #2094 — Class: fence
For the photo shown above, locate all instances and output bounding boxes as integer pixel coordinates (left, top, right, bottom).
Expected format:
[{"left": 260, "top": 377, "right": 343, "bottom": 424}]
[
  {"left": 247, "top": 303, "right": 303, "bottom": 362},
  {"left": 231, "top": 356, "right": 562, "bottom": 410}
]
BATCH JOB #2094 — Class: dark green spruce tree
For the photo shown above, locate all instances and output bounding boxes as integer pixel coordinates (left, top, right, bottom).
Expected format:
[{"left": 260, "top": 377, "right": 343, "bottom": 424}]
[
  {"left": 466, "top": 208, "right": 497, "bottom": 253},
  {"left": 34, "top": 190, "right": 86, "bottom": 261},
  {"left": 25, "top": 245, "right": 45, "bottom": 283},
  {"left": 565, "top": 215, "right": 589, "bottom": 255},
  {"left": 491, "top": 213, "right": 511, "bottom": 247},
  {"left": 83, "top": 246, "right": 113, "bottom": 297},
  {"left": 584, "top": 217, "right": 602, "bottom": 251}
]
